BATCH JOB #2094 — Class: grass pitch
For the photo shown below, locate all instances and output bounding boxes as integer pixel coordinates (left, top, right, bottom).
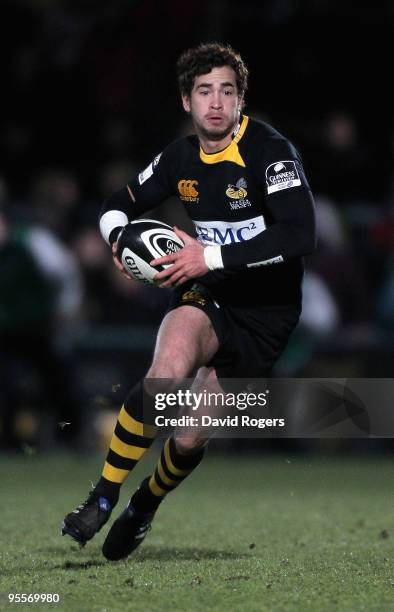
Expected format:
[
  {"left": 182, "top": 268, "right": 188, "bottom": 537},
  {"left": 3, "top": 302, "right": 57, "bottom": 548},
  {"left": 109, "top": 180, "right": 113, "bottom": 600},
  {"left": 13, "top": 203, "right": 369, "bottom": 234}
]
[{"left": 0, "top": 448, "right": 393, "bottom": 611}]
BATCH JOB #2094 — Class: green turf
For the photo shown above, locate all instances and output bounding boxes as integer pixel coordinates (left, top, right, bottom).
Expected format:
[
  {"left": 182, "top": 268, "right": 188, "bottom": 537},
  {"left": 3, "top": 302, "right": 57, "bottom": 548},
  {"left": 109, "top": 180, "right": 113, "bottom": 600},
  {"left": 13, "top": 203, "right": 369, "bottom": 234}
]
[{"left": 0, "top": 449, "right": 393, "bottom": 612}]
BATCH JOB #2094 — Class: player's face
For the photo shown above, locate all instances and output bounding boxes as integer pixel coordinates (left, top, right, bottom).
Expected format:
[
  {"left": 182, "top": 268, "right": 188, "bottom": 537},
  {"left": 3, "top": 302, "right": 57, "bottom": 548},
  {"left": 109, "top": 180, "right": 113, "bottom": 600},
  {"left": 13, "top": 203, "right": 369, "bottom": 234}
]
[{"left": 182, "top": 66, "right": 243, "bottom": 147}]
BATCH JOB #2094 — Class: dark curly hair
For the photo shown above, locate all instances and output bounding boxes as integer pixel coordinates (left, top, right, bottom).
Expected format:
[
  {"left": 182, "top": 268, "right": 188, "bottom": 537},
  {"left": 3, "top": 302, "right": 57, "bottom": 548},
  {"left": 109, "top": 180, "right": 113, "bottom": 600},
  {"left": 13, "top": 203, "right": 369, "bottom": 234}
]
[{"left": 177, "top": 42, "right": 248, "bottom": 99}]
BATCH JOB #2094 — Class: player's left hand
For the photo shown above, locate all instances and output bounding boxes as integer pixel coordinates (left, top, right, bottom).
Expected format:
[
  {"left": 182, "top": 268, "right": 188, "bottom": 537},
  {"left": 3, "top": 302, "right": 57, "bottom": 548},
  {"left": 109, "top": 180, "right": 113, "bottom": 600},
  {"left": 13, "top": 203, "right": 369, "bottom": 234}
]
[{"left": 151, "top": 227, "right": 208, "bottom": 288}]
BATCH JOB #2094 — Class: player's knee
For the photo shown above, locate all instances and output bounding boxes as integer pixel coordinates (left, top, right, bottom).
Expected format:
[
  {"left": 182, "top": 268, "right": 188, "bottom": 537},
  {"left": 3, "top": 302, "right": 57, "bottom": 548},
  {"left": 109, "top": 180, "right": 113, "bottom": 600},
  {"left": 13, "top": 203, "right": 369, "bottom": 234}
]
[
  {"left": 146, "top": 360, "right": 190, "bottom": 381},
  {"left": 173, "top": 434, "right": 207, "bottom": 455},
  {"left": 143, "top": 371, "right": 180, "bottom": 398}
]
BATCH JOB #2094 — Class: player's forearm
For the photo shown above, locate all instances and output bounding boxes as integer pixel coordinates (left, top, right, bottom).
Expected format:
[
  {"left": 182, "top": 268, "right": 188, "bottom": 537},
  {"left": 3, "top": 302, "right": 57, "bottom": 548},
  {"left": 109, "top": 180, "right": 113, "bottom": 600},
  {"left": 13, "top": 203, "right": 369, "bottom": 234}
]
[
  {"left": 99, "top": 186, "right": 135, "bottom": 245},
  {"left": 206, "top": 190, "right": 316, "bottom": 270},
  {"left": 99, "top": 179, "right": 161, "bottom": 245},
  {"left": 99, "top": 165, "right": 171, "bottom": 245},
  {"left": 221, "top": 218, "right": 315, "bottom": 269}
]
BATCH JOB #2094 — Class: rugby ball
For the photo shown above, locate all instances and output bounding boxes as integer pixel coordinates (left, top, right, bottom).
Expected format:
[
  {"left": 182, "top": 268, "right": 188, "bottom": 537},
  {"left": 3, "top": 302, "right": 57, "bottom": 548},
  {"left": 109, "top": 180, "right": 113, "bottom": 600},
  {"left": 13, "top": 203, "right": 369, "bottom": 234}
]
[{"left": 116, "top": 219, "right": 184, "bottom": 284}]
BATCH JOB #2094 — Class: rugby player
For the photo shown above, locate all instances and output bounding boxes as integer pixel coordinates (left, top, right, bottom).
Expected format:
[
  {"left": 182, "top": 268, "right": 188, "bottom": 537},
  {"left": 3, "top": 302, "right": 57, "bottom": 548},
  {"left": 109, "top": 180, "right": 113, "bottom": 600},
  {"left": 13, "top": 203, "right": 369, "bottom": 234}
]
[{"left": 62, "top": 42, "right": 316, "bottom": 560}]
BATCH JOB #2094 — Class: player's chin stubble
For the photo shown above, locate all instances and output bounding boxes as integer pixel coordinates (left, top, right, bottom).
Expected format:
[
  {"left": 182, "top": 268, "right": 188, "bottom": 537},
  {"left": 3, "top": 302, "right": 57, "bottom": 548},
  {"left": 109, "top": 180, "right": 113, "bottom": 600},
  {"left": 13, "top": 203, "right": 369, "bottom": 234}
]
[{"left": 198, "top": 121, "right": 235, "bottom": 142}]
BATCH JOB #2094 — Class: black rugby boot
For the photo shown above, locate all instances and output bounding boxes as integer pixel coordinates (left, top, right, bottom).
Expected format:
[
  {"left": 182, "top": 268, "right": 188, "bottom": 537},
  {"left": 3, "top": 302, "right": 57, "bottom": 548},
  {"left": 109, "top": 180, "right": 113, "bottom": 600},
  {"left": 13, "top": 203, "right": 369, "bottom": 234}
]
[
  {"left": 102, "top": 500, "right": 155, "bottom": 560},
  {"left": 62, "top": 492, "right": 112, "bottom": 545}
]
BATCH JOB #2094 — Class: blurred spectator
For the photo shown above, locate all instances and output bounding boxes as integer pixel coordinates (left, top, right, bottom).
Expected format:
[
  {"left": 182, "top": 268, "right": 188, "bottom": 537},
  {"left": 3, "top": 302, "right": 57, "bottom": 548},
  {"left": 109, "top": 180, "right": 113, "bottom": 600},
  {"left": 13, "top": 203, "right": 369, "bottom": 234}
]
[
  {"left": 275, "top": 269, "right": 340, "bottom": 376},
  {"left": 275, "top": 196, "right": 369, "bottom": 376},
  {"left": 29, "top": 169, "right": 81, "bottom": 242},
  {"left": 375, "top": 255, "right": 394, "bottom": 331},
  {"left": 0, "top": 194, "right": 84, "bottom": 450},
  {"left": 73, "top": 225, "right": 169, "bottom": 325},
  {"left": 300, "top": 271, "right": 340, "bottom": 336},
  {"left": 373, "top": 203, "right": 394, "bottom": 330},
  {"left": 308, "top": 196, "right": 370, "bottom": 326},
  {"left": 98, "top": 120, "right": 136, "bottom": 161},
  {"left": 98, "top": 159, "right": 138, "bottom": 199},
  {"left": 304, "top": 111, "right": 382, "bottom": 203}
]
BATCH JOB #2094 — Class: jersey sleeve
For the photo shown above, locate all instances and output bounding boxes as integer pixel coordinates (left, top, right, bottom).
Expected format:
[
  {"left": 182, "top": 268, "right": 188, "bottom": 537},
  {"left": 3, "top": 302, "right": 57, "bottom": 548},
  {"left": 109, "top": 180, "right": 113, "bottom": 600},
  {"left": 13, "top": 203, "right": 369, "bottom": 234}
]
[
  {"left": 99, "top": 148, "right": 176, "bottom": 245},
  {"left": 219, "top": 138, "right": 316, "bottom": 269}
]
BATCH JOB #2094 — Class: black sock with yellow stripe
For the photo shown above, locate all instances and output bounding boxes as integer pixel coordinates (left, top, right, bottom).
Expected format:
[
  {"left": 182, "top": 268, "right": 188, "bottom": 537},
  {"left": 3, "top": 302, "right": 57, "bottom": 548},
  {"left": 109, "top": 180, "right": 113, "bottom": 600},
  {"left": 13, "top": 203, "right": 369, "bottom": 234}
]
[
  {"left": 94, "top": 382, "right": 157, "bottom": 507},
  {"left": 131, "top": 436, "right": 206, "bottom": 514}
]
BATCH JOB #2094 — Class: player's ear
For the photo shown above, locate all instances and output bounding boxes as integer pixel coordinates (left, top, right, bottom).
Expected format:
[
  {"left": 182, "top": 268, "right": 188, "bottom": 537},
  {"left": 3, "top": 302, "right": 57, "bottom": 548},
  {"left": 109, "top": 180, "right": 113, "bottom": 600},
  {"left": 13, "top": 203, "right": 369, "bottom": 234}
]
[{"left": 182, "top": 95, "right": 191, "bottom": 113}]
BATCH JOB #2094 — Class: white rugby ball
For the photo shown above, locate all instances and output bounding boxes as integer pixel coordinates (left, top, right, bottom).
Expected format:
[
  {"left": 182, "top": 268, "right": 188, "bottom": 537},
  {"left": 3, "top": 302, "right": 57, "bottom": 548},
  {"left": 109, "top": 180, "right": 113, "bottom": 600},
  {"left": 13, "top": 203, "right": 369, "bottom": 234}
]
[{"left": 116, "top": 219, "right": 184, "bottom": 284}]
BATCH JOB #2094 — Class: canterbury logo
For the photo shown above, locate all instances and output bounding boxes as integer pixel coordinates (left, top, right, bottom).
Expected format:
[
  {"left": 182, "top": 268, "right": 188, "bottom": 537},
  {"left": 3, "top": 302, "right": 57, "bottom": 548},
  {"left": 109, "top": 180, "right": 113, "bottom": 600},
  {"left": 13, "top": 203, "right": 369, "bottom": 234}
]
[
  {"left": 178, "top": 179, "right": 199, "bottom": 201},
  {"left": 226, "top": 177, "right": 248, "bottom": 200}
]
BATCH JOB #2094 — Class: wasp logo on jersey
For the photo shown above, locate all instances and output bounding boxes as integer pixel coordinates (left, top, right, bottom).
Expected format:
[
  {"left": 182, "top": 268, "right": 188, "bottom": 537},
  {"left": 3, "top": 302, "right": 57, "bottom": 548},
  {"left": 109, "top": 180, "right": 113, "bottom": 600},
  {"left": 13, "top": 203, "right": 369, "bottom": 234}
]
[
  {"left": 178, "top": 180, "right": 199, "bottom": 202},
  {"left": 226, "top": 177, "right": 248, "bottom": 199},
  {"left": 265, "top": 160, "right": 301, "bottom": 194},
  {"left": 226, "top": 177, "right": 251, "bottom": 210}
]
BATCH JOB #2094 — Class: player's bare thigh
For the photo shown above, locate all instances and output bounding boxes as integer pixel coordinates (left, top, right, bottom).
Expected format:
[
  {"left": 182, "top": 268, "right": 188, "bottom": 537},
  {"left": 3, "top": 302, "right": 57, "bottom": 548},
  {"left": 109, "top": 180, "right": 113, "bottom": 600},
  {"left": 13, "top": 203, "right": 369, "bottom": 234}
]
[{"left": 146, "top": 305, "right": 219, "bottom": 379}]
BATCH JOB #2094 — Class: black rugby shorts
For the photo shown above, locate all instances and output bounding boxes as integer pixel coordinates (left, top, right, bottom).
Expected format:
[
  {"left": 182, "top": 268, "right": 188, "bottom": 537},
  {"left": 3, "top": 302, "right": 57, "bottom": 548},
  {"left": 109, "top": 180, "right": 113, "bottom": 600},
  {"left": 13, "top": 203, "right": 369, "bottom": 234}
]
[{"left": 166, "top": 282, "right": 301, "bottom": 378}]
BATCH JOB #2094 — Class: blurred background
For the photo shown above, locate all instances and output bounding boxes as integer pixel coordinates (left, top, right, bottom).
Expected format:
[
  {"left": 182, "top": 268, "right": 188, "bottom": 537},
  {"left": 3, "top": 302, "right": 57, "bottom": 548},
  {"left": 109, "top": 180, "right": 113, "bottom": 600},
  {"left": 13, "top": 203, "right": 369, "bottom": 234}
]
[{"left": 1, "top": 0, "right": 393, "bottom": 452}]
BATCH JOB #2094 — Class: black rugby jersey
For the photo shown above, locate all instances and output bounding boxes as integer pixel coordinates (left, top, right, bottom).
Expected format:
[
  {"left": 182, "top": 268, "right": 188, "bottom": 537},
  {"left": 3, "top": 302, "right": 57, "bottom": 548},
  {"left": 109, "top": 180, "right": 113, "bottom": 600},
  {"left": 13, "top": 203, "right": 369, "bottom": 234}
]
[{"left": 100, "top": 115, "right": 316, "bottom": 307}]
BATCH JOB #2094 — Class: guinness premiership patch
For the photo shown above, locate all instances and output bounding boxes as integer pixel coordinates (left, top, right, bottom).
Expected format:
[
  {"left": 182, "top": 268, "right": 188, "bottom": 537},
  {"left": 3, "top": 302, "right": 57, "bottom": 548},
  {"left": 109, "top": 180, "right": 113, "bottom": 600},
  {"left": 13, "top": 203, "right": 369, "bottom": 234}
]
[{"left": 265, "top": 160, "right": 301, "bottom": 194}]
